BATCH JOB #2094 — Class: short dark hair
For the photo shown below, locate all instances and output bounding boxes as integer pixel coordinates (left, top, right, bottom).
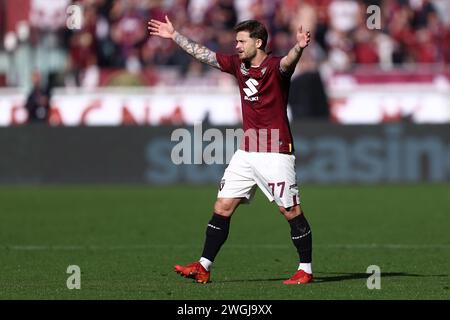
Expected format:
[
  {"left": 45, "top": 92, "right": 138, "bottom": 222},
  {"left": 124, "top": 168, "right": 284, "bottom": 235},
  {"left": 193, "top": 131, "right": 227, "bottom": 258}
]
[{"left": 234, "top": 20, "right": 268, "bottom": 51}]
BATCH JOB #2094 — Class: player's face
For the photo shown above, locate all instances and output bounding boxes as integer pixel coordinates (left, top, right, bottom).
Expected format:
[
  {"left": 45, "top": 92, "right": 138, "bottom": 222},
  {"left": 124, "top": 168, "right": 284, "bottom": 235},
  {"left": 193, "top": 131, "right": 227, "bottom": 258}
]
[{"left": 235, "top": 31, "right": 258, "bottom": 61}]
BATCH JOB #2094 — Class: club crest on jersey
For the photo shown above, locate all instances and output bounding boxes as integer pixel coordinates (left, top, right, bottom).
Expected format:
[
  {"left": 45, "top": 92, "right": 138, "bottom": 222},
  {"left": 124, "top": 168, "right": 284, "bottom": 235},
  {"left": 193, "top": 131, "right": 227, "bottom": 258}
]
[
  {"left": 240, "top": 63, "right": 249, "bottom": 76},
  {"left": 219, "top": 179, "right": 225, "bottom": 191}
]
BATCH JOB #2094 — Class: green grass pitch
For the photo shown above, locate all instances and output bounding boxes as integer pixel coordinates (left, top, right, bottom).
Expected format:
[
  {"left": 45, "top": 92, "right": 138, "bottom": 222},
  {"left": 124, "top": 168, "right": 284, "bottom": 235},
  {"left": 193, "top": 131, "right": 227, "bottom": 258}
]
[{"left": 0, "top": 184, "right": 449, "bottom": 299}]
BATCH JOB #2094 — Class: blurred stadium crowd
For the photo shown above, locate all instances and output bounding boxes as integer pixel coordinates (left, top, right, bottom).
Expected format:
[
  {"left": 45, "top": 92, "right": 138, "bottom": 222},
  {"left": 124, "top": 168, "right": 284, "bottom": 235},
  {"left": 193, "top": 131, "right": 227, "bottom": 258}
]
[{"left": 0, "top": 0, "right": 449, "bottom": 89}]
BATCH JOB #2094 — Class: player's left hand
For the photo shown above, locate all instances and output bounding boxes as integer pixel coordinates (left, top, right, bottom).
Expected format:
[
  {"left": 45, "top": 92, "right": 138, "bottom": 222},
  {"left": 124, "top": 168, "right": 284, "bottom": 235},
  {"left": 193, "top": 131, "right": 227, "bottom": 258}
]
[{"left": 296, "top": 26, "right": 311, "bottom": 49}]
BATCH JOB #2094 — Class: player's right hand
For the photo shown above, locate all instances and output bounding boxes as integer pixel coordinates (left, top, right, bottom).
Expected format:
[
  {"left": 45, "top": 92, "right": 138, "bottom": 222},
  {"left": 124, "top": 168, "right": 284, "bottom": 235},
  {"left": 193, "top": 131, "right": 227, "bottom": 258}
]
[{"left": 148, "top": 15, "right": 175, "bottom": 39}]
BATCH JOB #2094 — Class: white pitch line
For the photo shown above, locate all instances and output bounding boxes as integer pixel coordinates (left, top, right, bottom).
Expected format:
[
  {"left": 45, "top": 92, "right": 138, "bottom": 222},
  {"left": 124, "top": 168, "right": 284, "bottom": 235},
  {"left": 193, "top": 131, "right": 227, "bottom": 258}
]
[{"left": 0, "top": 243, "right": 449, "bottom": 251}]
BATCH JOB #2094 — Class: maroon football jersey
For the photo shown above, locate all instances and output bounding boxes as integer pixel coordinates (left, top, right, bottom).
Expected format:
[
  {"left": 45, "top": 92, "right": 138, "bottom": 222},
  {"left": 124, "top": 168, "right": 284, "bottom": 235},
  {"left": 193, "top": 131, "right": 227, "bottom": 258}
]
[{"left": 216, "top": 53, "right": 294, "bottom": 153}]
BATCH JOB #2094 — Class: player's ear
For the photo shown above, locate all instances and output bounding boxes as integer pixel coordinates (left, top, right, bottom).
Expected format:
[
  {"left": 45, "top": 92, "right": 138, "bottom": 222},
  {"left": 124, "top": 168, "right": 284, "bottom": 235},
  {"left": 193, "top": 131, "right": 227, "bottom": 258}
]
[{"left": 256, "top": 39, "right": 262, "bottom": 49}]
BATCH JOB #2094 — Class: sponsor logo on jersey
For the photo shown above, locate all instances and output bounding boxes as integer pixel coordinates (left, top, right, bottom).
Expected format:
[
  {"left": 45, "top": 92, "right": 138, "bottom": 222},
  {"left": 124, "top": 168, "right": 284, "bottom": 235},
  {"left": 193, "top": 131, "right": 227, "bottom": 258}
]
[
  {"left": 261, "top": 67, "right": 267, "bottom": 76},
  {"left": 243, "top": 78, "right": 259, "bottom": 102},
  {"left": 219, "top": 179, "right": 225, "bottom": 191},
  {"left": 243, "top": 78, "right": 258, "bottom": 96}
]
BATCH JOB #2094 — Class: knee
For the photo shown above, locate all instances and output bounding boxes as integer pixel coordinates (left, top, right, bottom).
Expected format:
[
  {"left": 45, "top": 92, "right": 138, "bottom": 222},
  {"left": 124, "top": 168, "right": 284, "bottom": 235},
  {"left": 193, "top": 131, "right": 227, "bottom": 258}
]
[
  {"left": 214, "top": 199, "right": 236, "bottom": 217},
  {"left": 279, "top": 205, "right": 301, "bottom": 220}
]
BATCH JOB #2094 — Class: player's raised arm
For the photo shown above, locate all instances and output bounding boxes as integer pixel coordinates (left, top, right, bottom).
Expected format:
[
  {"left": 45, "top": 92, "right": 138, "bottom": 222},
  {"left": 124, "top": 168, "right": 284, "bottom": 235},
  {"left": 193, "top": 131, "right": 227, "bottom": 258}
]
[
  {"left": 148, "top": 15, "right": 220, "bottom": 69},
  {"left": 280, "top": 26, "right": 311, "bottom": 75}
]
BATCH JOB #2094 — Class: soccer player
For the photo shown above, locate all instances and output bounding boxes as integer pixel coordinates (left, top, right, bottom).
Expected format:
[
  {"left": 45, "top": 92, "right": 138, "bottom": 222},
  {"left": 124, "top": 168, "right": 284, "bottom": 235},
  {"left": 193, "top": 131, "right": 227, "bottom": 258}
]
[{"left": 148, "top": 17, "right": 313, "bottom": 284}]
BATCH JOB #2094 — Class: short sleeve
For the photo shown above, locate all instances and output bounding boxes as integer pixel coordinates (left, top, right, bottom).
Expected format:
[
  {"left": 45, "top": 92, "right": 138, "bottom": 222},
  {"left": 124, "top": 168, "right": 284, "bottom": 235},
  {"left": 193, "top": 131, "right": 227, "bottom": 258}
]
[{"left": 216, "top": 53, "right": 238, "bottom": 76}]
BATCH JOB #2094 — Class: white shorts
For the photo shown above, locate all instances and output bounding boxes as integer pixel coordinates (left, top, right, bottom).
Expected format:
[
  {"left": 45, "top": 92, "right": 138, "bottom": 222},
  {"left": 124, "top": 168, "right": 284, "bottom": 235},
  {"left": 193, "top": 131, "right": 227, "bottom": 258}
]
[{"left": 217, "top": 149, "right": 300, "bottom": 208}]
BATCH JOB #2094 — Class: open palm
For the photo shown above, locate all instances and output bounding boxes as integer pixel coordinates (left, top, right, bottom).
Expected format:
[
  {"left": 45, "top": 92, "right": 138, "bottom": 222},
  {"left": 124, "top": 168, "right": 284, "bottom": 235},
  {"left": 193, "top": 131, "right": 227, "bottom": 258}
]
[
  {"left": 148, "top": 15, "right": 175, "bottom": 39},
  {"left": 297, "top": 26, "right": 311, "bottom": 49}
]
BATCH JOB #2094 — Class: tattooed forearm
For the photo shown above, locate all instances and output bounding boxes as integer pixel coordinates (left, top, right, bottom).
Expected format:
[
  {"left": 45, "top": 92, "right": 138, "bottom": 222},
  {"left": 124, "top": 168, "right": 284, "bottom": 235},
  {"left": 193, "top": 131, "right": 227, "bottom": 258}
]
[
  {"left": 280, "top": 45, "right": 304, "bottom": 75},
  {"left": 173, "top": 31, "right": 220, "bottom": 69}
]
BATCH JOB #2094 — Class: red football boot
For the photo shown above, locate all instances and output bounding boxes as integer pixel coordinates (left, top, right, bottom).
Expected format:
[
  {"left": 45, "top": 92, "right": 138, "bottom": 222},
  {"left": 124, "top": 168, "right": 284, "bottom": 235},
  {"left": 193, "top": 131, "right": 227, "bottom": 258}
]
[
  {"left": 174, "top": 262, "right": 210, "bottom": 284},
  {"left": 283, "top": 269, "right": 313, "bottom": 285}
]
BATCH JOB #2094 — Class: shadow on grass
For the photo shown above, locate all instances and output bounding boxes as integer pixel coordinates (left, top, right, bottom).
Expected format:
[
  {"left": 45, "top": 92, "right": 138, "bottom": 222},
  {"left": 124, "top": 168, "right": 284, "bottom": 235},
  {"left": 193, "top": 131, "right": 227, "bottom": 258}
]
[
  {"left": 314, "top": 272, "right": 424, "bottom": 283},
  {"left": 213, "top": 278, "right": 286, "bottom": 283},
  {"left": 213, "top": 272, "right": 447, "bottom": 284}
]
